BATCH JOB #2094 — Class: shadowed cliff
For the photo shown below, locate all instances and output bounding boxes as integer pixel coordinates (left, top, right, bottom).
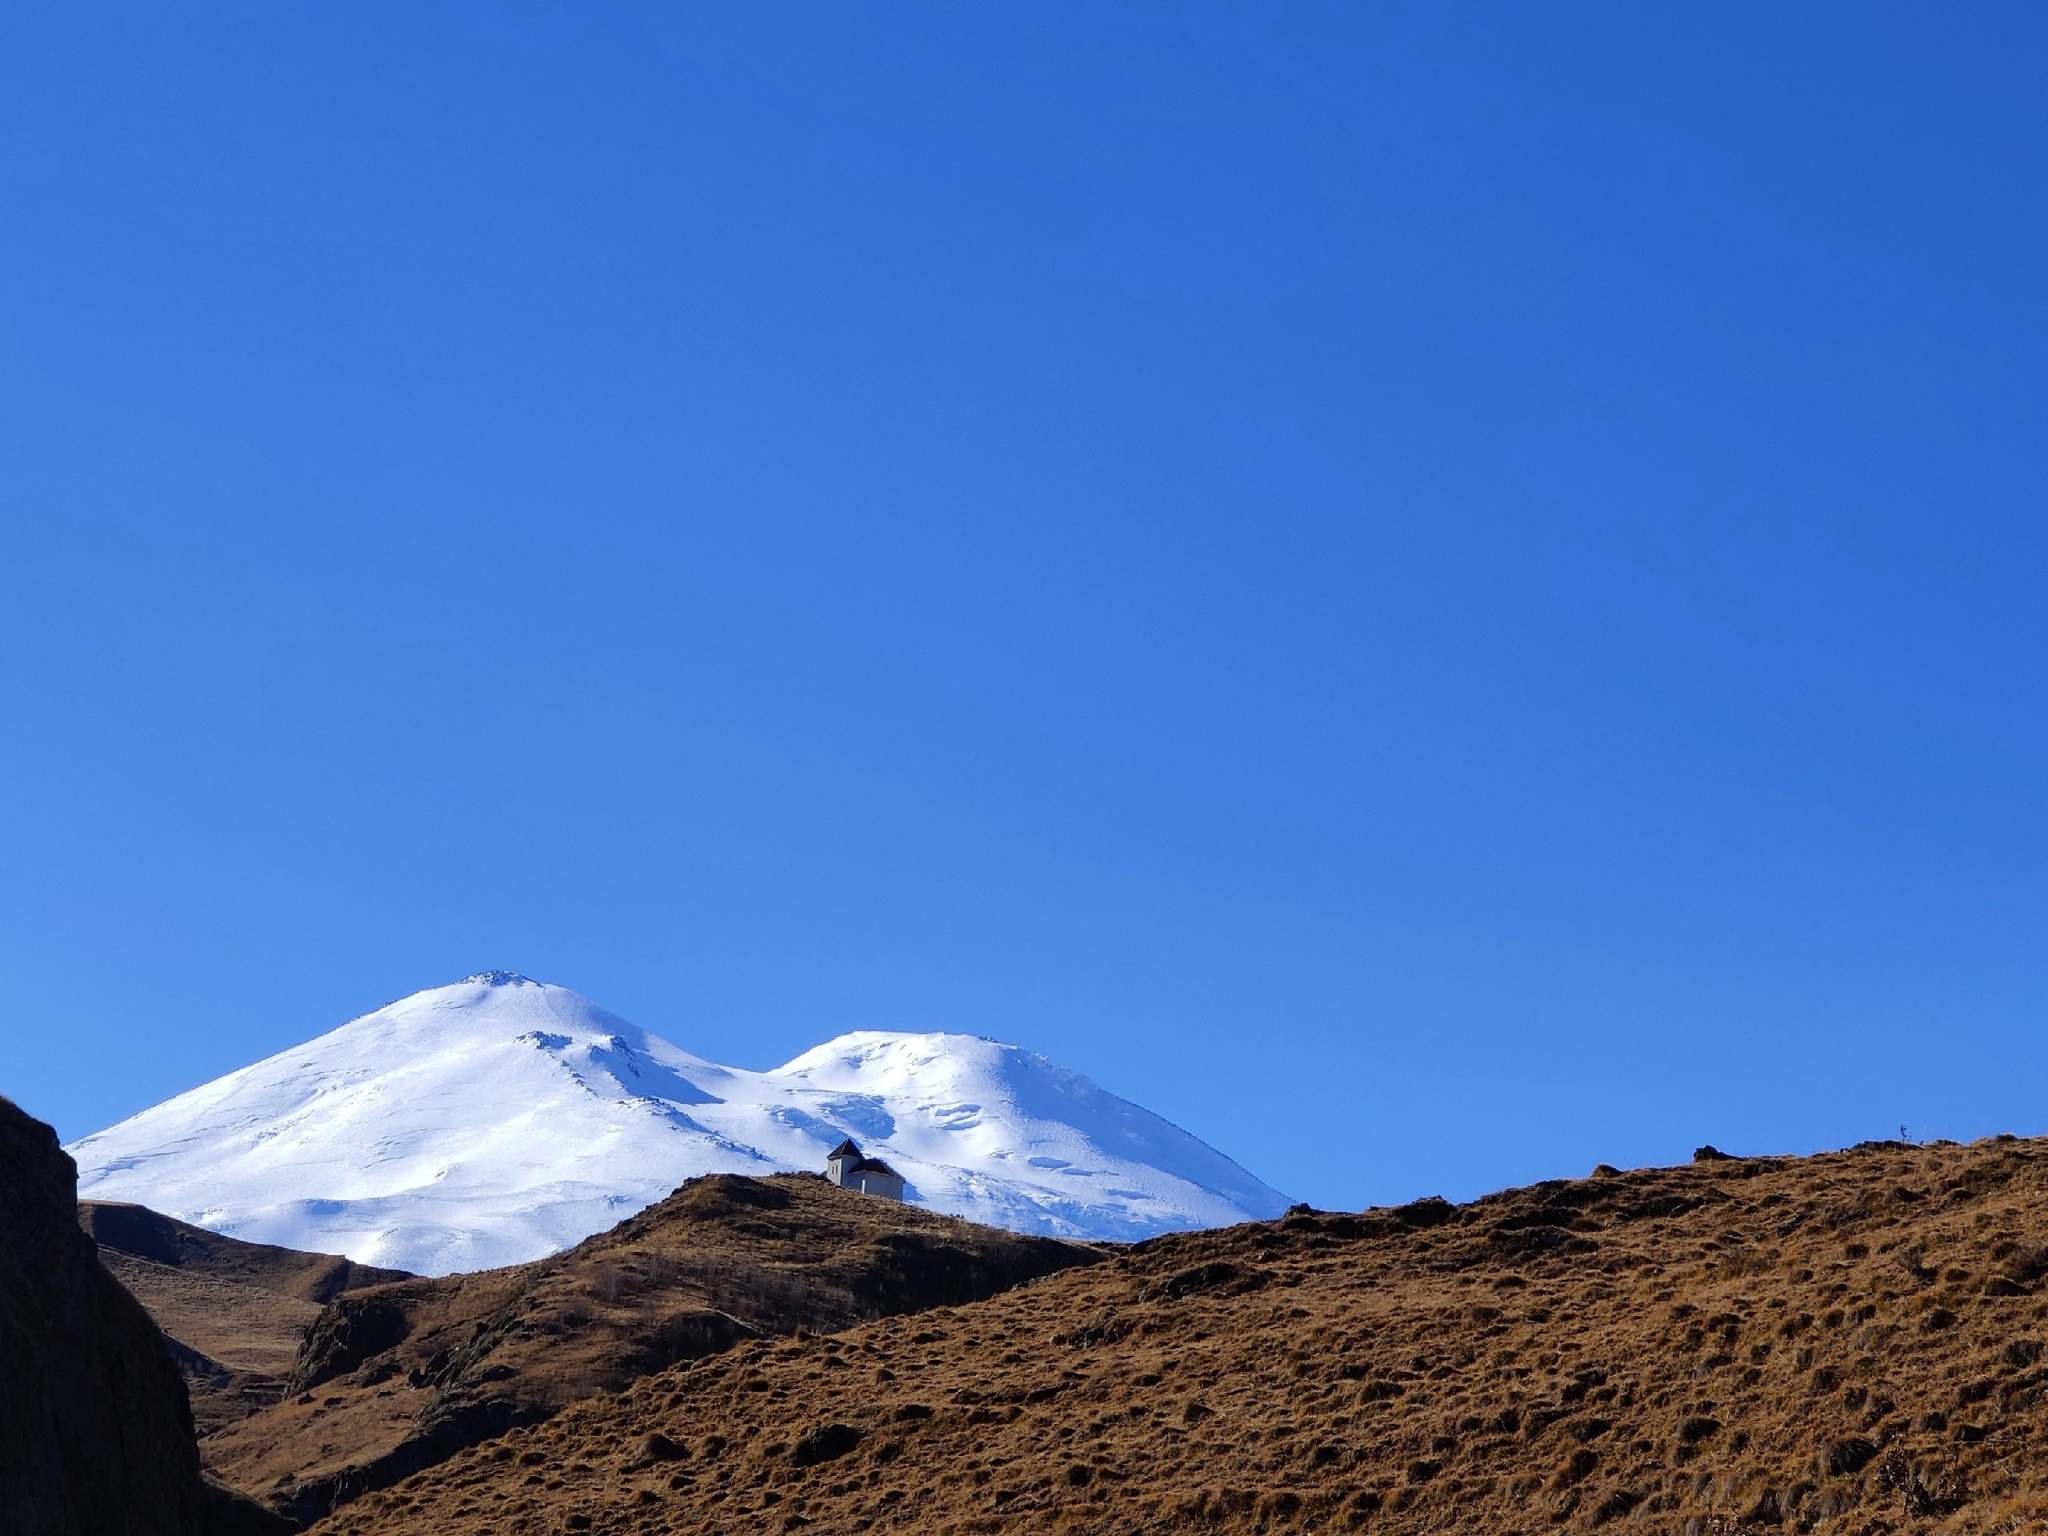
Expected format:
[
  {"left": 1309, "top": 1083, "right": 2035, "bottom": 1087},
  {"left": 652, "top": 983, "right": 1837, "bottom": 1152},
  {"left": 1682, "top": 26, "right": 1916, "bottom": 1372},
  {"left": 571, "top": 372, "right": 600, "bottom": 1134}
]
[{"left": 0, "top": 1095, "right": 287, "bottom": 1536}]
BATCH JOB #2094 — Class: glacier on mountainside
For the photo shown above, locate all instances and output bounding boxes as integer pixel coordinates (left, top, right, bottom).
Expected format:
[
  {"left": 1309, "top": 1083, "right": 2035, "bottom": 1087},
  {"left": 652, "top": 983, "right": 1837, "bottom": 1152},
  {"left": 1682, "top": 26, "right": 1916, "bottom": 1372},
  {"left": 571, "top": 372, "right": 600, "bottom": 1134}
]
[{"left": 66, "top": 973, "right": 1291, "bottom": 1275}]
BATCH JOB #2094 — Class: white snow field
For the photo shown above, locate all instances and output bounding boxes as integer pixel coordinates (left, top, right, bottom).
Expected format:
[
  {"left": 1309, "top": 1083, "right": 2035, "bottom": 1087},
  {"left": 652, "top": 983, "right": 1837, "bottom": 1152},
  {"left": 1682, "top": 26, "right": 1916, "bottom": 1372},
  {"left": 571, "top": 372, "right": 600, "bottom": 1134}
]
[{"left": 67, "top": 973, "right": 1290, "bottom": 1275}]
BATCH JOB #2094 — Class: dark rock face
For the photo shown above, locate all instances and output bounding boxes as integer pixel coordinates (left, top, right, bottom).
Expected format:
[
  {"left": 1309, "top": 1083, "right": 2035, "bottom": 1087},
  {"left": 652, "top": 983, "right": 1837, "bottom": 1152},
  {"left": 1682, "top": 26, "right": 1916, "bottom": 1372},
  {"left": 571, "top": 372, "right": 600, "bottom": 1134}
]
[
  {"left": 286, "top": 1294, "right": 413, "bottom": 1396},
  {"left": 0, "top": 1095, "right": 288, "bottom": 1536}
]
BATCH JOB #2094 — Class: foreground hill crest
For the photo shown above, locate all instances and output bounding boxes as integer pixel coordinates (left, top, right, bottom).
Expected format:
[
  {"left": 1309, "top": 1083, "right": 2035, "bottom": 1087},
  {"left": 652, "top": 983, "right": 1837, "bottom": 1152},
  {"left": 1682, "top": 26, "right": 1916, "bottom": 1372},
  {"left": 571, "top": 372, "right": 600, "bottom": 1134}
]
[
  {"left": 67, "top": 974, "right": 1288, "bottom": 1274},
  {"left": 195, "top": 1171, "right": 1096, "bottom": 1526},
  {"left": 316, "top": 1132, "right": 2048, "bottom": 1536}
]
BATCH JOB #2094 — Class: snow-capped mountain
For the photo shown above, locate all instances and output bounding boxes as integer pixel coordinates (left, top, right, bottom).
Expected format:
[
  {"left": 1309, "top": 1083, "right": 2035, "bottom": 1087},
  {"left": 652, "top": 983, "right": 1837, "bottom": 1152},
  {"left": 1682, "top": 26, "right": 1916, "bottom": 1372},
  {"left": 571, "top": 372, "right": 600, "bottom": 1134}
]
[{"left": 67, "top": 973, "right": 1290, "bottom": 1275}]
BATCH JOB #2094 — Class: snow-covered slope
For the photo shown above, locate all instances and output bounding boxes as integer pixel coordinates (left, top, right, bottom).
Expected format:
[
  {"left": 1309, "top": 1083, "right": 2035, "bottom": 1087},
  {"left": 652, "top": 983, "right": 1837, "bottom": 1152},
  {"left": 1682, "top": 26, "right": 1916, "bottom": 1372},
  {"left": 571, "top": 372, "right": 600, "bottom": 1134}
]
[{"left": 67, "top": 974, "right": 1289, "bottom": 1275}]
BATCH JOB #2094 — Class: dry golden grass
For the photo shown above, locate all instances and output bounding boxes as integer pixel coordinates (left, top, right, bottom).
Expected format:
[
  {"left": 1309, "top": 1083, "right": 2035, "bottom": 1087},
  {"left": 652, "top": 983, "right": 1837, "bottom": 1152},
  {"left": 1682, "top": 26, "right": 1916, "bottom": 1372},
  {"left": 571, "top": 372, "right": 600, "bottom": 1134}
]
[
  {"left": 79, "top": 1202, "right": 409, "bottom": 1439},
  {"left": 320, "top": 1135, "right": 2048, "bottom": 1536},
  {"left": 201, "top": 1174, "right": 1093, "bottom": 1525}
]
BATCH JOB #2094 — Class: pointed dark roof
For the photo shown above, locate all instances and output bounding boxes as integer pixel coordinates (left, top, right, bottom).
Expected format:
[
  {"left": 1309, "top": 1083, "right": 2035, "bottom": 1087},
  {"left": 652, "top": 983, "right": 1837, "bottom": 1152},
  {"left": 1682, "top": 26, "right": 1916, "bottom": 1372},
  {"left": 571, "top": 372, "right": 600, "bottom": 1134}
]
[{"left": 826, "top": 1138, "right": 863, "bottom": 1160}]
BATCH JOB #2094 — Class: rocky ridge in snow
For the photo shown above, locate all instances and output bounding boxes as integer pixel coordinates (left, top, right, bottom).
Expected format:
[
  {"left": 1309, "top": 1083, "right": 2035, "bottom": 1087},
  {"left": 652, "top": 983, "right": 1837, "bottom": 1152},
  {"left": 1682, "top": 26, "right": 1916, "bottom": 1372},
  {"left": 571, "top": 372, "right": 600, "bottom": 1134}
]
[{"left": 67, "top": 974, "right": 1290, "bottom": 1275}]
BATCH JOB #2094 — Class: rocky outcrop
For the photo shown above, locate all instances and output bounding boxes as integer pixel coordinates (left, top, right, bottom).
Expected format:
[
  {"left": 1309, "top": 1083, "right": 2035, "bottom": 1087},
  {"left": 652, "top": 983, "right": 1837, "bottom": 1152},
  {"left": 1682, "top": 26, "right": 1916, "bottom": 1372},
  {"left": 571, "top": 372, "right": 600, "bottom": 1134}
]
[{"left": 0, "top": 1095, "right": 288, "bottom": 1536}]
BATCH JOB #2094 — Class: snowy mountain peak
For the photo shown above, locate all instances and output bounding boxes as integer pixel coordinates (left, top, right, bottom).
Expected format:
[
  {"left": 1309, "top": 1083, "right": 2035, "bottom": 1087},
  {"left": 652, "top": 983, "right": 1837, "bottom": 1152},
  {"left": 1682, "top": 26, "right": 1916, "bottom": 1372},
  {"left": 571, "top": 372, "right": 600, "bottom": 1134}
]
[{"left": 66, "top": 978, "right": 1289, "bottom": 1275}]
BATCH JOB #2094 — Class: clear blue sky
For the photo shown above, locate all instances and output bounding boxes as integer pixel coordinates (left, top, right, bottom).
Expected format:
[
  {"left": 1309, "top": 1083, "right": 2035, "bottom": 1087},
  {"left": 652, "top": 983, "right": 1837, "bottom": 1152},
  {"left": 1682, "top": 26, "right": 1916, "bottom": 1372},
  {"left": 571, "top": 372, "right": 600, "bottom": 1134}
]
[{"left": 4, "top": 4, "right": 2045, "bottom": 1212}]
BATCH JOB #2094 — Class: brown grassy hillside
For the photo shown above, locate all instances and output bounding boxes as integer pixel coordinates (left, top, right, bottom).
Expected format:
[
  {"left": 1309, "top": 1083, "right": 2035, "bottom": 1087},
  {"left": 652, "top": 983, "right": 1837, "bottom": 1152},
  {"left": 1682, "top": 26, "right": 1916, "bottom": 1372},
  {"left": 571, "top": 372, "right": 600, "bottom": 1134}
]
[
  {"left": 320, "top": 1135, "right": 2048, "bottom": 1536},
  {"left": 80, "top": 1202, "right": 411, "bottom": 1436},
  {"left": 207, "top": 1173, "right": 1096, "bottom": 1526}
]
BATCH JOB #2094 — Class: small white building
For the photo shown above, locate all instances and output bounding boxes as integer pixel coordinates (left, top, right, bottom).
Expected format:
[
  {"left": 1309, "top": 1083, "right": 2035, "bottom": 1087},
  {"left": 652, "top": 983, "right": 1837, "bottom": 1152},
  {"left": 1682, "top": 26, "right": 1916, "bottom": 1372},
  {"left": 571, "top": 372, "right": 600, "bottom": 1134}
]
[{"left": 824, "top": 1138, "right": 906, "bottom": 1202}]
